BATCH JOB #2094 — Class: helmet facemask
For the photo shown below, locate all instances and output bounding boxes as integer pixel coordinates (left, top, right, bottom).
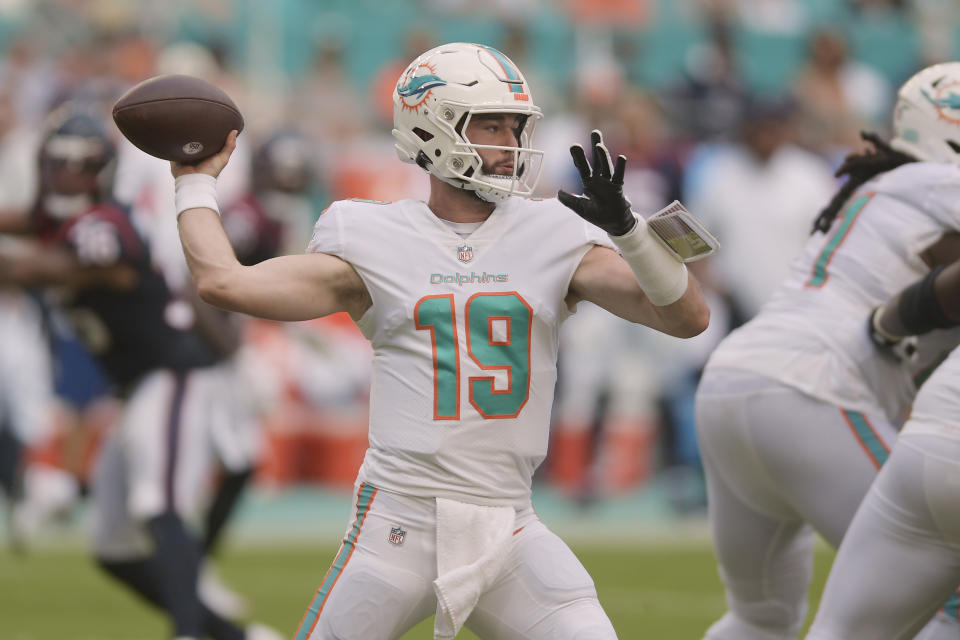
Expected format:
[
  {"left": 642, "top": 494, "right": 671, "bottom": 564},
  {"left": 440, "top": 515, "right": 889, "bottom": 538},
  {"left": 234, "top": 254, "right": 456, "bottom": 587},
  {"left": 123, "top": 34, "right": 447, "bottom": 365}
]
[{"left": 442, "top": 106, "right": 543, "bottom": 202}]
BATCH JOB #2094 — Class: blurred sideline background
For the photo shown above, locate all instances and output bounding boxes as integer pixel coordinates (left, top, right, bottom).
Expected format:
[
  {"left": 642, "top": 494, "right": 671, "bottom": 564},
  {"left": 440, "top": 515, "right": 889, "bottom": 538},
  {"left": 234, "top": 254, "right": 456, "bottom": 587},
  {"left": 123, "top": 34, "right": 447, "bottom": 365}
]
[{"left": 0, "top": 0, "right": 955, "bottom": 637}]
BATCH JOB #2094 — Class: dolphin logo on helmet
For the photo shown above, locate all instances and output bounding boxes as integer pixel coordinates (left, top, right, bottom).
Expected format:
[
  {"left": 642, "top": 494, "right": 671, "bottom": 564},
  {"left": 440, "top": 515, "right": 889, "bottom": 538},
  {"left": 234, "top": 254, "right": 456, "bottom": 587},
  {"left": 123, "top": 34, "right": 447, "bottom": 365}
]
[
  {"left": 921, "top": 89, "right": 960, "bottom": 112},
  {"left": 397, "top": 74, "right": 448, "bottom": 100}
]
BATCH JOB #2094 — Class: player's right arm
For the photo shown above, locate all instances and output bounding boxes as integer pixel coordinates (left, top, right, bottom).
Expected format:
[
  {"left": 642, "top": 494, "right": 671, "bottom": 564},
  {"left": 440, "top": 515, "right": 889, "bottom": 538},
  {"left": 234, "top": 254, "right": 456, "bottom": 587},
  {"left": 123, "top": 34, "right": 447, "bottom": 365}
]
[{"left": 172, "top": 131, "right": 371, "bottom": 322}]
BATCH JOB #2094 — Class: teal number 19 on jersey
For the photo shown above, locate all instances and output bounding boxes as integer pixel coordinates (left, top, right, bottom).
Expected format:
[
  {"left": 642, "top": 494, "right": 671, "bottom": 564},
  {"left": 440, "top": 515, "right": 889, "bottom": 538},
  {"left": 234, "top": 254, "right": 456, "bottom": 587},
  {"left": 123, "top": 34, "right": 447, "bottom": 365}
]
[{"left": 415, "top": 292, "right": 532, "bottom": 420}]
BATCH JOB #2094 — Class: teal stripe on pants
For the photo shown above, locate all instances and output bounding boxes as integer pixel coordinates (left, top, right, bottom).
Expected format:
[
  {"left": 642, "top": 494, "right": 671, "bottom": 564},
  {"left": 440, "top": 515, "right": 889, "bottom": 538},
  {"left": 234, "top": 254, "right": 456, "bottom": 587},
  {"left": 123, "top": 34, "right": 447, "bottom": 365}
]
[
  {"left": 293, "top": 483, "right": 377, "bottom": 640},
  {"left": 843, "top": 410, "right": 889, "bottom": 468}
]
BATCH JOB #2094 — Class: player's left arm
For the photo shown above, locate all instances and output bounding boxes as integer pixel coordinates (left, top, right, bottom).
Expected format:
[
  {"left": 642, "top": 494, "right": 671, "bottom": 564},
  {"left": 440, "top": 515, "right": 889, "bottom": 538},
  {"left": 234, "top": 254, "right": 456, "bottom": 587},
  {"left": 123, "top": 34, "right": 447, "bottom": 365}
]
[
  {"left": 559, "top": 130, "right": 709, "bottom": 338},
  {"left": 868, "top": 257, "right": 960, "bottom": 355},
  {"left": 567, "top": 245, "right": 708, "bottom": 337}
]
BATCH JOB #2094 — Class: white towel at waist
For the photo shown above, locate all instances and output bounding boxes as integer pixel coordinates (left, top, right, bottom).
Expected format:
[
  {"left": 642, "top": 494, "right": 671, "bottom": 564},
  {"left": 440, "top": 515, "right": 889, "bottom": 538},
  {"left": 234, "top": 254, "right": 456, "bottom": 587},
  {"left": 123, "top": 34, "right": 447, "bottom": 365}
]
[{"left": 432, "top": 497, "right": 516, "bottom": 640}]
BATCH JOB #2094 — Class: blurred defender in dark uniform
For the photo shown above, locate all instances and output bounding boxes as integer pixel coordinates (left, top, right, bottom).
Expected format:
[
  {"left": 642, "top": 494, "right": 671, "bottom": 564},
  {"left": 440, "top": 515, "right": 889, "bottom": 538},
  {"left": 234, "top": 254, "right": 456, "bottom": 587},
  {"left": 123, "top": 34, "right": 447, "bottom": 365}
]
[
  {"left": 223, "top": 128, "right": 317, "bottom": 262},
  {"left": 0, "top": 103, "right": 281, "bottom": 640}
]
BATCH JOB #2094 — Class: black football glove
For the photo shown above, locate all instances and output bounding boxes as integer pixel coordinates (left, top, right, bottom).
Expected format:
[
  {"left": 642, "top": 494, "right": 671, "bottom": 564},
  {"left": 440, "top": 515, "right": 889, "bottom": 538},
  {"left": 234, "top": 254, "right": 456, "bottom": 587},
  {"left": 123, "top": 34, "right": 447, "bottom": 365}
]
[
  {"left": 557, "top": 129, "right": 636, "bottom": 236},
  {"left": 867, "top": 306, "right": 918, "bottom": 364}
]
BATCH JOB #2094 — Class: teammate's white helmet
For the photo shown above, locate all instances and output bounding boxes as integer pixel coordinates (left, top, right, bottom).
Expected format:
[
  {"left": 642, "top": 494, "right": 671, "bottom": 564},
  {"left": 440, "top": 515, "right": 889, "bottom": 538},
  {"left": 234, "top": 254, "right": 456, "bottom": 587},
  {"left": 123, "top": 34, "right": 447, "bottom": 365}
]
[
  {"left": 891, "top": 62, "right": 960, "bottom": 164},
  {"left": 392, "top": 42, "right": 544, "bottom": 202}
]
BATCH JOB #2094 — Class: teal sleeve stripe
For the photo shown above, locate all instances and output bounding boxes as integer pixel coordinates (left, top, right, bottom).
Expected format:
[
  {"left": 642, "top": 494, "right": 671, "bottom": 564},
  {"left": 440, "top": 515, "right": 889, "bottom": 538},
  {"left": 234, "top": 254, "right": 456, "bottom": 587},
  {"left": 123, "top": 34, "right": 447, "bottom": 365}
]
[
  {"left": 807, "top": 193, "right": 873, "bottom": 288},
  {"left": 293, "top": 483, "right": 377, "bottom": 640},
  {"left": 843, "top": 410, "right": 890, "bottom": 468},
  {"left": 481, "top": 45, "right": 523, "bottom": 92}
]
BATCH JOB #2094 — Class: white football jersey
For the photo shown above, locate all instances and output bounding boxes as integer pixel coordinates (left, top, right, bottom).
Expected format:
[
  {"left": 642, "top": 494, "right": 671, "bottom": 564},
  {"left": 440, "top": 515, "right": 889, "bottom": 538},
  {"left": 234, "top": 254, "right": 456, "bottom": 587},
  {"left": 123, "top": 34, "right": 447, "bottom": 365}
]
[
  {"left": 706, "top": 161, "right": 960, "bottom": 422},
  {"left": 307, "top": 196, "right": 611, "bottom": 506}
]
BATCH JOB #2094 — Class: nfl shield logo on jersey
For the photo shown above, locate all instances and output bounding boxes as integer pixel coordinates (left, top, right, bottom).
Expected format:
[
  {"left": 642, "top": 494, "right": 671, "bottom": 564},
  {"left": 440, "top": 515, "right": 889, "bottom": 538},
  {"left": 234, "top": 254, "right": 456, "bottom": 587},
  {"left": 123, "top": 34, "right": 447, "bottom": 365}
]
[
  {"left": 389, "top": 524, "right": 406, "bottom": 546},
  {"left": 457, "top": 244, "right": 474, "bottom": 263}
]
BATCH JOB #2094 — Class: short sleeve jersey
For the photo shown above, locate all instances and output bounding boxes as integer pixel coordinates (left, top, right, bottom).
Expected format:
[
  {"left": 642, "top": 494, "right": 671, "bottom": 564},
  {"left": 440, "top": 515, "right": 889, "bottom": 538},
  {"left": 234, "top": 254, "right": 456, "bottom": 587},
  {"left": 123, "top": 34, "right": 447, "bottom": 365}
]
[
  {"left": 706, "top": 162, "right": 960, "bottom": 422},
  {"left": 307, "top": 196, "right": 611, "bottom": 506}
]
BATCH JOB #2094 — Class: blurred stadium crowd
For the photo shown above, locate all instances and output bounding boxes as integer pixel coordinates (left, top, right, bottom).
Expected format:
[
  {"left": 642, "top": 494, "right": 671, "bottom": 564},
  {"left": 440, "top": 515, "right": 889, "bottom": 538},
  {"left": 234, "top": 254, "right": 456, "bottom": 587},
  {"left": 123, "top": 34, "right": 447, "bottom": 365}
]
[{"left": 1, "top": 0, "right": 959, "bottom": 545}]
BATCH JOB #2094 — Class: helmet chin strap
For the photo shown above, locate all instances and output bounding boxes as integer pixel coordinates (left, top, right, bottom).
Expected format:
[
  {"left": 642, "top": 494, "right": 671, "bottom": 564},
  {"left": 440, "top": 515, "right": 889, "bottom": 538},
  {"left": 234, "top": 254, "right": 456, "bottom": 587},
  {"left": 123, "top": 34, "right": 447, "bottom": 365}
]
[
  {"left": 432, "top": 159, "right": 521, "bottom": 203},
  {"left": 43, "top": 193, "right": 93, "bottom": 220},
  {"left": 431, "top": 172, "right": 506, "bottom": 203},
  {"left": 476, "top": 172, "right": 523, "bottom": 202}
]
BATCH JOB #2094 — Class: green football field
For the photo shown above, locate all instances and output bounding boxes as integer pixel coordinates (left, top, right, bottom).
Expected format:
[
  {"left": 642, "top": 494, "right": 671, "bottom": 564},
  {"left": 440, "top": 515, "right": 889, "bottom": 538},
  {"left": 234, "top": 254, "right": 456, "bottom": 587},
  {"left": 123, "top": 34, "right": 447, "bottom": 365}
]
[{"left": 0, "top": 539, "right": 836, "bottom": 639}]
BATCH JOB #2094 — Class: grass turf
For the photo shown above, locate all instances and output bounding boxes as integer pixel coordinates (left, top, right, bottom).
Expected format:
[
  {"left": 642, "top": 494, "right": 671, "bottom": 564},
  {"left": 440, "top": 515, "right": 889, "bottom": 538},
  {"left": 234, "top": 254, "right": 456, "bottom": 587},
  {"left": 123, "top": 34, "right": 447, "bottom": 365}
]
[{"left": 0, "top": 540, "right": 835, "bottom": 639}]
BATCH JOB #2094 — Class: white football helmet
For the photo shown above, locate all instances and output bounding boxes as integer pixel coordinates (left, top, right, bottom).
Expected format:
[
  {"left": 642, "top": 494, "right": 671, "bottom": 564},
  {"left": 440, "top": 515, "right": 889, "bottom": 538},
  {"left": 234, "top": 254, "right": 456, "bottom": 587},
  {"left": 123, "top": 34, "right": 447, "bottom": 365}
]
[
  {"left": 891, "top": 61, "right": 960, "bottom": 164},
  {"left": 392, "top": 42, "right": 544, "bottom": 202}
]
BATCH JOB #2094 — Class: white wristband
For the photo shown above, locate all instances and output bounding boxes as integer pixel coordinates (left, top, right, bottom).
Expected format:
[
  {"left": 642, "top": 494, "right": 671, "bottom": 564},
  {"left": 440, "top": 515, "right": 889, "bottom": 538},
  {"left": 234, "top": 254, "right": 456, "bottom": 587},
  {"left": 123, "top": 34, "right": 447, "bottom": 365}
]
[
  {"left": 610, "top": 212, "right": 688, "bottom": 306},
  {"left": 174, "top": 173, "right": 219, "bottom": 218}
]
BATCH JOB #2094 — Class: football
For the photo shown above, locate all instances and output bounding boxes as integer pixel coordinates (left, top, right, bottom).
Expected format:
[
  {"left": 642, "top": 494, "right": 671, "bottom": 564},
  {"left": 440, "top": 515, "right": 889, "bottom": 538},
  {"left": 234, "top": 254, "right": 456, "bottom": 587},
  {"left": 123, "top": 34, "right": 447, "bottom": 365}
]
[{"left": 112, "top": 74, "right": 244, "bottom": 163}]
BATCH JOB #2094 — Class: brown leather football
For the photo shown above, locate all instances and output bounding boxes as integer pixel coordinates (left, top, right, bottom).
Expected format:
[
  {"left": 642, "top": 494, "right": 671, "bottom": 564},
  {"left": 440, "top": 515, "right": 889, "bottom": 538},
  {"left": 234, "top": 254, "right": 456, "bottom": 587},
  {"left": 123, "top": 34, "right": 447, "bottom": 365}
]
[{"left": 112, "top": 74, "right": 244, "bottom": 163}]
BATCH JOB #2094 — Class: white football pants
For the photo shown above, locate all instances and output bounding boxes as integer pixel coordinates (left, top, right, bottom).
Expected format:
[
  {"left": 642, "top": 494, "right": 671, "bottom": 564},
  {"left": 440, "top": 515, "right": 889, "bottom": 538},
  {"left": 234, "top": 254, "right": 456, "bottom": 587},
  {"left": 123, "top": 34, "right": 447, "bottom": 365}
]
[
  {"left": 92, "top": 367, "right": 224, "bottom": 559},
  {"left": 806, "top": 432, "right": 960, "bottom": 640},
  {"left": 695, "top": 368, "right": 959, "bottom": 640},
  {"left": 293, "top": 484, "right": 618, "bottom": 640}
]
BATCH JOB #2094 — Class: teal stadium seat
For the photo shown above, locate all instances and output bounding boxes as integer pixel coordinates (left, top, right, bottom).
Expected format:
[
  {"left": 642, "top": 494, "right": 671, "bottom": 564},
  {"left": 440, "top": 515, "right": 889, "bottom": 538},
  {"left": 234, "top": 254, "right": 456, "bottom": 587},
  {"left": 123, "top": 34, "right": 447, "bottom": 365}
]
[
  {"left": 733, "top": 27, "right": 807, "bottom": 95},
  {"left": 847, "top": 11, "right": 920, "bottom": 84}
]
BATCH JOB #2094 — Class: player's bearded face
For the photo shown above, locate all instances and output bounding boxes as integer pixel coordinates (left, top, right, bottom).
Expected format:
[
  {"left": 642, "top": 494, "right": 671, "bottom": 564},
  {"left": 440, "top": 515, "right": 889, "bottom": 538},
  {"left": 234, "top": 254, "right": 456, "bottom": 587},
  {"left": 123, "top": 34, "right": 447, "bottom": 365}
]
[{"left": 465, "top": 114, "right": 522, "bottom": 176}]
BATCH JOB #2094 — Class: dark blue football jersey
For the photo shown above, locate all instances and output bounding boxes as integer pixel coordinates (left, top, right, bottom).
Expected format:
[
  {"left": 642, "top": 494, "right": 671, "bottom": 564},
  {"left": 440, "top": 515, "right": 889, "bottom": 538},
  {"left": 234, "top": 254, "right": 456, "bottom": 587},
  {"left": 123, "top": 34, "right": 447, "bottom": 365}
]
[
  {"left": 221, "top": 194, "right": 283, "bottom": 265},
  {"left": 47, "top": 202, "right": 220, "bottom": 391}
]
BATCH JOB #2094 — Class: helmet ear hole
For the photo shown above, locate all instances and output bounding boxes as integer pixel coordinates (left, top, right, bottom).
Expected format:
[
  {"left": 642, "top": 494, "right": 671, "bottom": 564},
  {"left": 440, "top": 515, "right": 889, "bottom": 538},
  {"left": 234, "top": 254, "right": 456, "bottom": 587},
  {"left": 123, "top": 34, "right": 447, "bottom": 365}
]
[
  {"left": 413, "top": 127, "right": 433, "bottom": 142},
  {"left": 947, "top": 140, "right": 960, "bottom": 154}
]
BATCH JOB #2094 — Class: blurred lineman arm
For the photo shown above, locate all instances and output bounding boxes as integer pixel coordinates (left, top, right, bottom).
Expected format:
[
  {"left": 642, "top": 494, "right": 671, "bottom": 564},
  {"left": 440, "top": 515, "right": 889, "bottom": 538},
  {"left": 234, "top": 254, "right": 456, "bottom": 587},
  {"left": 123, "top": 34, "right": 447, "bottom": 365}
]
[
  {"left": 0, "top": 236, "right": 136, "bottom": 290},
  {"left": 0, "top": 209, "right": 32, "bottom": 235},
  {"left": 873, "top": 259, "right": 960, "bottom": 342}
]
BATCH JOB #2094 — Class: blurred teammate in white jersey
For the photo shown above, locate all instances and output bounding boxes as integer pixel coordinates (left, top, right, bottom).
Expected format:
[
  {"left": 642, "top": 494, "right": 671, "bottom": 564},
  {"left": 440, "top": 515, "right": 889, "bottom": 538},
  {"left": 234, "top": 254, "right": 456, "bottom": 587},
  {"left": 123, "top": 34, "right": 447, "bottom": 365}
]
[
  {"left": 695, "top": 62, "right": 960, "bottom": 640},
  {"left": 806, "top": 253, "right": 960, "bottom": 639},
  {"left": 170, "top": 42, "right": 710, "bottom": 639}
]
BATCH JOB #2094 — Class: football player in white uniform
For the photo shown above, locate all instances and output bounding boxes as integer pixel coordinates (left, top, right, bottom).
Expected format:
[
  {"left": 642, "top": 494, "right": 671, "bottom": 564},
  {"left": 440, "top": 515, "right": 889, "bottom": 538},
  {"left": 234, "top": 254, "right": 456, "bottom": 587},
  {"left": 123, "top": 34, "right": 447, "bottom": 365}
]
[
  {"left": 805, "top": 247, "right": 960, "bottom": 639},
  {"left": 170, "top": 42, "right": 709, "bottom": 639},
  {"left": 694, "top": 62, "right": 960, "bottom": 640}
]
